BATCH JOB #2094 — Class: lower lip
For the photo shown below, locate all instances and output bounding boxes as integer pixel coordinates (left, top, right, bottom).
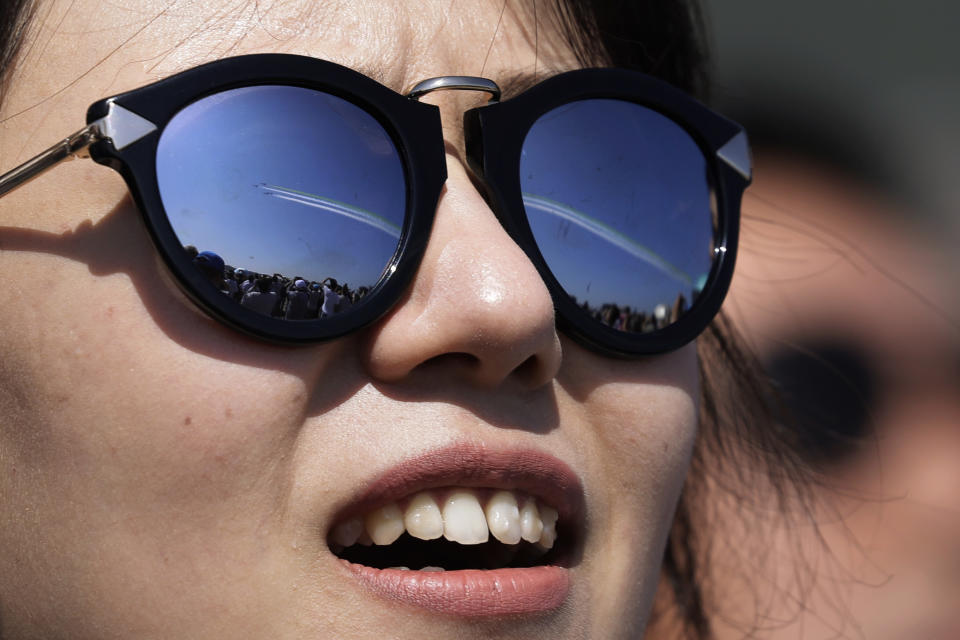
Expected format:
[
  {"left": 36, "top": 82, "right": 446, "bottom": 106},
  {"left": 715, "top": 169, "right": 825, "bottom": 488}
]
[{"left": 345, "top": 562, "right": 570, "bottom": 616}]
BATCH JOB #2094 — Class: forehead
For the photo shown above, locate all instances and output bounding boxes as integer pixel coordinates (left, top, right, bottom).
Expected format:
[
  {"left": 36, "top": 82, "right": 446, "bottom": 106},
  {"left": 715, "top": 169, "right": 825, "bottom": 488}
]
[
  {"left": 10, "top": 0, "right": 578, "bottom": 107},
  {"left": 293, "top": 1, "right": 580, "bottom": 91}
]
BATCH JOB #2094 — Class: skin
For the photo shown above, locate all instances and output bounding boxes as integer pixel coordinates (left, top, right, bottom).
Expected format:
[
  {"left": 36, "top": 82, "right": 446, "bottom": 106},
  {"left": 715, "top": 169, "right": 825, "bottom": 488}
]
[
  {"left": 0, "top": 1, "right": 699, "bottom": 638},
  {"left": 714, "top": 151, "right": 960, "bottom": 639}
]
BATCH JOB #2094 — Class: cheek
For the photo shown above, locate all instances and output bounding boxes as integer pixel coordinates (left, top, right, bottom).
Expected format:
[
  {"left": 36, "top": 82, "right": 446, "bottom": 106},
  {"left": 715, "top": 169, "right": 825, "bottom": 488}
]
[
  {"left": 0, "top": 253, "right": 328, "bottom": 631},
  {"left": 563, "top": 342, "right": 700, "bottom": 502},
  {"left": 586, "top": 360, "right": 698, "bottom": 532},
  {"left": 0, "top": 251, "right": 310, "bottom": 577},
  {"left": 559, "top": 342, "right": 698, "bottom": 632}
]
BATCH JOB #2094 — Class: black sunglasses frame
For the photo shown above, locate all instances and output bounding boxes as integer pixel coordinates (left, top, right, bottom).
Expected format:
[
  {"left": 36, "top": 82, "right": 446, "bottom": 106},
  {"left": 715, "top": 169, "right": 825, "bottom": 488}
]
[
  {"left": 73, "top": 53, "right": 748, "bottom": 356},
  {"left": 464, "top": 68, "right": 746, "bottom": 356},
  {"left": 86, "top": 54, "right": 447, "bottom": 345}
]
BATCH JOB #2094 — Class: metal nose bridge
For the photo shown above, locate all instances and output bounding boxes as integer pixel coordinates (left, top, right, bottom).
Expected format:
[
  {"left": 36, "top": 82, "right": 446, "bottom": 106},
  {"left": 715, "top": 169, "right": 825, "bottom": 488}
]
[{"left": 405, "top": 76, "right": 501, "bottom": 103}]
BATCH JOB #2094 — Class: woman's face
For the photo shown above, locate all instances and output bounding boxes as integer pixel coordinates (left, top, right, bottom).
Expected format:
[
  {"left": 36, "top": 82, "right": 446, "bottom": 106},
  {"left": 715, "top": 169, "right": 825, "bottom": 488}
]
[{"left": 0, "top": 1, "right": 698, "bottom": 638}]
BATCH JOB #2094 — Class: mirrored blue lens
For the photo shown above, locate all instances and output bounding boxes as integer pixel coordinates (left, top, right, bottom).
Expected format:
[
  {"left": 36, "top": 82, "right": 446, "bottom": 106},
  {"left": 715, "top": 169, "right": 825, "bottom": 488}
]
[
  {"left": 520, "top": 99, "right": 716, "bottom": 334},
  {"left": 157, "top": 85, "right": 406, "bottom": 320}
]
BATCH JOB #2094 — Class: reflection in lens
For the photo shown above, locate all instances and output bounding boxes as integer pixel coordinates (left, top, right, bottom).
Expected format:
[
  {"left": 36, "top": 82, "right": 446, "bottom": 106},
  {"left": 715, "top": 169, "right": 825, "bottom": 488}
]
[
  {"left": 520, "top": 99, "right": 716, "bottom": 333},
  {"left": 157, "top": 85, "right": 406, "bottom": 319}
]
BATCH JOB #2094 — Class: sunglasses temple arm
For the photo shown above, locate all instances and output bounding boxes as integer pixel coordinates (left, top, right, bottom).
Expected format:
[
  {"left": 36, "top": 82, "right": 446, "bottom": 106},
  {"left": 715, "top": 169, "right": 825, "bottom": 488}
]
[{"left": 0, "top": 123, "right": 102, "bottom": 199}]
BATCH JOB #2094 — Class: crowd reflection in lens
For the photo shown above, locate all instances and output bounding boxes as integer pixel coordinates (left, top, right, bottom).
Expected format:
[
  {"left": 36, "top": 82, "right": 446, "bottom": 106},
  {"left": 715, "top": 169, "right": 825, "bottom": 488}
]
[
  {"left": 570, "top": 290, "right": 692, "bottom": 333},
  {"left": 187, "top": 245, "right": 694, "bottom": 329},
  {"left": 186, "top": 246, "right": 371, "bottom": 320}
]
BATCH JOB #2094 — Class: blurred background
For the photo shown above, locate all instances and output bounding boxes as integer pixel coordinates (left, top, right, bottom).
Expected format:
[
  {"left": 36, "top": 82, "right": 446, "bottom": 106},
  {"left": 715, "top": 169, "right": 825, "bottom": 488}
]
[
  {"left": 700, "top": 2, "right": 960, "bottom": 638},
  {"left": 705, "top": 0, "right": 960, "bottom": 246}
]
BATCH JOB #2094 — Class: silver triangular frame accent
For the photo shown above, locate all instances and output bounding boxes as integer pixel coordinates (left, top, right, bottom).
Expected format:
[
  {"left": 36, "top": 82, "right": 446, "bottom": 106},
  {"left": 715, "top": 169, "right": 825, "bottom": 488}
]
[
  {"left": 716, "top": 131, "right": 752, "bottom": 181},
  {"left": 99, "top": 102, "right": 158, "bottom": 151}
]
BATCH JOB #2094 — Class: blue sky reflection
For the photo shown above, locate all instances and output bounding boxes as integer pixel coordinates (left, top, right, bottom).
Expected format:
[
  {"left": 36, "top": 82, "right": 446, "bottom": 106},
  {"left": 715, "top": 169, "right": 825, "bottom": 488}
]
[
  {"left": 157, "top": 85, "right": 406, "bottom": 287},
  {"left": 520, "top": 99, "right": 715, "bottom": 313}
]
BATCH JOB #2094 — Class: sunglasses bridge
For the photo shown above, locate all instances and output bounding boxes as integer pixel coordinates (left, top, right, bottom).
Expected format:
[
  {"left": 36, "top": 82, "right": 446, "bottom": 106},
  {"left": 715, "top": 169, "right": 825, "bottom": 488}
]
[{"left": 405, "top": 76, "right": 501, "bottom": 103}]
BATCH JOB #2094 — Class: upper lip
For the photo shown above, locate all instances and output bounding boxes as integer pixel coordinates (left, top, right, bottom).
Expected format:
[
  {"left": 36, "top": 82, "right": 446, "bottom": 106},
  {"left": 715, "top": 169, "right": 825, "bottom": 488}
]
[{"left": 327, "top": 442, "right": 585, "bottom": 539}]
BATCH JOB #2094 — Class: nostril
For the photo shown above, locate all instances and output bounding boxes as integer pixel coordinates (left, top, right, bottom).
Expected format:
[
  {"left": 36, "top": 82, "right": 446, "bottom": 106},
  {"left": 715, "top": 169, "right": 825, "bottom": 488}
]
[
  {"left": 419, "top": 352, "right": 482, "bottom": 374},
  {"left": 411, "top": 352, "right": 550, "bottom": 389},
  {"left": 515, "top": 334, "right": 562, "bottom": 390},
  {"left": 513, "top": 355, "right": 546, "bottom": 388}
]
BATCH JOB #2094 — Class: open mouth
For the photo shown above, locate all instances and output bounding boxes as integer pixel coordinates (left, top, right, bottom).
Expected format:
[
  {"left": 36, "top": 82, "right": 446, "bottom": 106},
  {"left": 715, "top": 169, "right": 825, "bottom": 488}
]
[
  {"left": 328, "top": 488, "right": 565, "bottom": 571},
  {"left": 328, "top": 445, "right": 584, "bottom": 616}
]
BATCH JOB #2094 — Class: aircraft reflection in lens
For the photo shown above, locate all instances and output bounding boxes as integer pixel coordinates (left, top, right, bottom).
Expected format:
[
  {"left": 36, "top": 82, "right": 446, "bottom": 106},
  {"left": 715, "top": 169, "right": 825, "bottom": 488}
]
[
  {"left": 522, "top": 192, "right": 694, "bottom": 287},
  {"left": 259, "top": 183, "right": 402, "bottom": 239}
]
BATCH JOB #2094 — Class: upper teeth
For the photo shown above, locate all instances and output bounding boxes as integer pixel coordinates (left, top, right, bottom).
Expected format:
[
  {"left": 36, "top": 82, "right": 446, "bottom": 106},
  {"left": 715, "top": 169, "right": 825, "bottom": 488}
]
[{"left": 331, "top": 488, "right": 559, "bottom": 550}]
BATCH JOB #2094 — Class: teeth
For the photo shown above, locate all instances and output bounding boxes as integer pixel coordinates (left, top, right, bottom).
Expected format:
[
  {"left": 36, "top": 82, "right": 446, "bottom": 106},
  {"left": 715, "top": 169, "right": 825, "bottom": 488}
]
[
  {"left": 442, "top": 490, "right": 489, "bottom": 545},
  {"left": 365, "top": 503, "right": 405, "bottom": 545},
  {"left": 333, "top": 489, "right": 559, "bottom": 553},
  {"left": 420, "top": 566, "right": 445, "bottom": 572},
  {"left": 404, "top": 492, "right": 443, "bottom": 540},
  {"left": 538, "top": 505, "right": 559, "bottom": 549},
  {"left": 331, "top": 517, "right": 363, "bottom": 547},
  {"left": 520, "top": 497, "right": 543, "bottom": 543},
  {"left": 485, "top": 491, "right": 522, "bottom": 544}
]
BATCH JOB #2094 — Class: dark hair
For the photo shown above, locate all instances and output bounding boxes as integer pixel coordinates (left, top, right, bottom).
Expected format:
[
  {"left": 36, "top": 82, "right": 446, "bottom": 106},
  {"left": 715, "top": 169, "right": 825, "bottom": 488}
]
[
  {"left": 0, "top": 3, "right": 810, "bottom": 639},
  {"left": 554, "top": 0, "right": 709, "bottom": 98},
  {"left": 0, "top": 0, "right": 33, "bottom": 96}
]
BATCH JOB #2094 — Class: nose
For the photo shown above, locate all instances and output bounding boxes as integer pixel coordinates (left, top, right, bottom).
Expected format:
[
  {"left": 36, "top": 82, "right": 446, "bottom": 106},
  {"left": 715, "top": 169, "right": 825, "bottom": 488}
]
[{"left": 362, "top": 153, "right": 562, "bottom": 389}]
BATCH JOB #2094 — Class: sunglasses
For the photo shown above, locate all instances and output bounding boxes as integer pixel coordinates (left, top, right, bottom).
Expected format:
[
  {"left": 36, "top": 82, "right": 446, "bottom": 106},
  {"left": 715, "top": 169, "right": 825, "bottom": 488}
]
[{"left": 0, "top": 54, "right": 750, "bottom": 357}]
